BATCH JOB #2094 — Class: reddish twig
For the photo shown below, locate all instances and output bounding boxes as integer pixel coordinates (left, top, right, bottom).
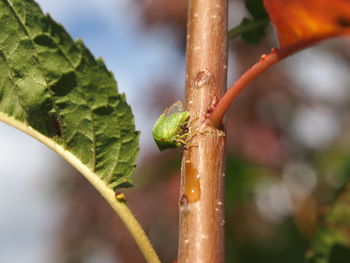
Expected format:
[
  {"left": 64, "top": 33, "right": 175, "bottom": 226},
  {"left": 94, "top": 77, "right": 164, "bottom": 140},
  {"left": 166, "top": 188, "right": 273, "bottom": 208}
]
[{"left": 207, "top": 33, "right": 342, "bottom": 128}]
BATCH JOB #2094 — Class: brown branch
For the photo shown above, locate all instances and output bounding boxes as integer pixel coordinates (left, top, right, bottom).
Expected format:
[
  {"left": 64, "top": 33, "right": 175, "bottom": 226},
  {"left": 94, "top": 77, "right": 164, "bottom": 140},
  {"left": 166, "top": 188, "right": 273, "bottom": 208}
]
[{"left": 178, "top": 0, "right": 227, "bottom": 262}]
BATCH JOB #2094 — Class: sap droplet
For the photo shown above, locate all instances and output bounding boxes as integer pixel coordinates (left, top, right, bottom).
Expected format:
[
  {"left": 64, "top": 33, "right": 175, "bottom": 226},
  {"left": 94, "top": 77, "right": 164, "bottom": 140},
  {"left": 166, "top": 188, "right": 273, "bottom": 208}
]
[{"left": 184, "top": 160, "right": 201, "bottom": 202}]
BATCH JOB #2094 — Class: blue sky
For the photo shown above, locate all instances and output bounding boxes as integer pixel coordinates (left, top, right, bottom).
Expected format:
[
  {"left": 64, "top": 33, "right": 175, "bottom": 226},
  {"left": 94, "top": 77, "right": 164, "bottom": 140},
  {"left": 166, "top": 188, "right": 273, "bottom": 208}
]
[{"left": 0, "top": 1, "right": 184, "bottom": 262}]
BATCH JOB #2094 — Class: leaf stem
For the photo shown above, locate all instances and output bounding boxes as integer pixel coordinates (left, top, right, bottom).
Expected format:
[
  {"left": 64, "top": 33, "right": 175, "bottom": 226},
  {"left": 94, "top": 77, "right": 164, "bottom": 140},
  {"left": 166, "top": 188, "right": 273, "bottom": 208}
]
[
  {"left": 207, "top": 34, "right": 341, "bottom": 128},
  {"left": 0, "top": 112, "right": 161, "bottom": 263},
  {"left": 228, "top": 18, "right": 269, "bottom": 40},
  {"left": 207, "top": 48, "right": 280, "bottom": 127}
]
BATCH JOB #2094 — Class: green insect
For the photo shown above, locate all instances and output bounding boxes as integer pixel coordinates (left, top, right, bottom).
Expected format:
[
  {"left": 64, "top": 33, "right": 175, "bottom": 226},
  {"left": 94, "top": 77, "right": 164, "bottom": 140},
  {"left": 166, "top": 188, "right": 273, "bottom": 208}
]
[{"left": 152, "top": 101, "right": 191, "bottom": 151}]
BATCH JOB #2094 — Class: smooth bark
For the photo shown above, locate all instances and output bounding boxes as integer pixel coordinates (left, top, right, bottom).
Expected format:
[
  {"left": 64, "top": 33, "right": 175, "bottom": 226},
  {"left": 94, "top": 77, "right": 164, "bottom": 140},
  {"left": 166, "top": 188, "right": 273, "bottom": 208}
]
[{"left": 178, "top": 0, "right": 227, "bottom": 262}]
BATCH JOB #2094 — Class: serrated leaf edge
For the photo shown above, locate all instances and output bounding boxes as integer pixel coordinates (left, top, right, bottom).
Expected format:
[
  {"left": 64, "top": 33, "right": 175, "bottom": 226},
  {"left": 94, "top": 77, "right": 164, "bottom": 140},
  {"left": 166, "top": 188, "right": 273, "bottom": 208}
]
[{"left": 0, "top": 111, "right": 160, "bottom": 263}]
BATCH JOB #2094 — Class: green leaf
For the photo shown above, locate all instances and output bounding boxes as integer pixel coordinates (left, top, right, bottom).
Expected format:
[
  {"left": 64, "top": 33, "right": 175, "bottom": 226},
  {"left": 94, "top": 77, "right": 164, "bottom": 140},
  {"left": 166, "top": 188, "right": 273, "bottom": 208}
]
[
  {"left": 0, "top": 0, "right": 139, "bottom": 190},
  {"left": 307, "top": 183, "right": 350, "bottom": 263},
  {"left": 245, "top": 0, "right": 268, "bottom": 19},
  {"left": 239, "top": 17, "right": 268, "bottom": 45},
  {"left": 242, "top": 0, "right": 269, "bottom": 44},
  {"left": 228, "top": 0, "right": 269, "bottom": 44}
]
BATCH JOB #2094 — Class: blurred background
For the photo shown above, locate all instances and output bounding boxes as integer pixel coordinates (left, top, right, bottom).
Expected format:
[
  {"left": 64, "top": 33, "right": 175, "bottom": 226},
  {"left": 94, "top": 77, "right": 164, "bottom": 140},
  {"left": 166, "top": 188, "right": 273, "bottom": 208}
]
[{"left": 1, "top": 0, "right": 350, "bottom": 262}]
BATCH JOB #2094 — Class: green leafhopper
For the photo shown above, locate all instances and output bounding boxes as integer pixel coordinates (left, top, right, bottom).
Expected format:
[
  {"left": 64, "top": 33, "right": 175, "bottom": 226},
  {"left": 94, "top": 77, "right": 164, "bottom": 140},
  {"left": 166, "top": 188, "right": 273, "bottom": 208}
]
[{"left": 152, "top": 101, "right": 190, "bottom": 151}]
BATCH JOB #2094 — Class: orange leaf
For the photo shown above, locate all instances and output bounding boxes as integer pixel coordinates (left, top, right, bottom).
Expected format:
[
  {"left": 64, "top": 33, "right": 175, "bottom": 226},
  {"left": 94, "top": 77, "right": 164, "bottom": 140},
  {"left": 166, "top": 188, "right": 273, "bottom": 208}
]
[{"left": 264, "top": 0, "right": 350, "bottom": 47}]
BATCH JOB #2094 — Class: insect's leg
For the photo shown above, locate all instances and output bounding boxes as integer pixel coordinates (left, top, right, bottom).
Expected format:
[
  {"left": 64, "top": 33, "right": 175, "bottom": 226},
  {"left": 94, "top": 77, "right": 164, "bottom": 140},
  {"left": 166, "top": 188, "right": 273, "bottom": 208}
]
[
  {"left": 184, "top": 143, "right": 198, "bottom": 150},
  {"left": 177, "top": 132, "right": 190, "bottom": 139},
  {"left": 177, "top": 131, "right": 198, "bottom": 145},
  {"left": 176, "top": 133, "right": 197, "bottom": 149},
  {"left": 177, "top": 131, "right": 198, "bottom": 150},
  {"left": 176, "top": 138, "right": 188, "bottom": 145},
  {"left": 188, "top": 116, "right": 199, "bottom": 126},
  {"left": 185, "top": 126, "right": 216, "bottom": 149},
  {"left": 186, "top": 129, "right": 205, "bottom": 143}
]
